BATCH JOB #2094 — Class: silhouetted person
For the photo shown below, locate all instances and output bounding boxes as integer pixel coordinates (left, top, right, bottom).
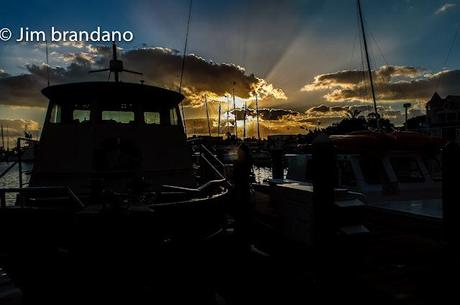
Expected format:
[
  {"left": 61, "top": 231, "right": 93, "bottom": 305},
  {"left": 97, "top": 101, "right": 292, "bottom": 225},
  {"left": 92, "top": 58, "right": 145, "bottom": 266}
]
[{"left": 232, "top": 143, "right": 253, "bottom": 251}]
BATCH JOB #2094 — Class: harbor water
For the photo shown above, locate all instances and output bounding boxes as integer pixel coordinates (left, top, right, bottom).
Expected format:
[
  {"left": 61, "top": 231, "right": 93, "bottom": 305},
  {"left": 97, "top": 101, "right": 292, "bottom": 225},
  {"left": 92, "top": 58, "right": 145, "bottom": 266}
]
[{"left": 0, "top": 162, "right": 33, "bottom": 205}]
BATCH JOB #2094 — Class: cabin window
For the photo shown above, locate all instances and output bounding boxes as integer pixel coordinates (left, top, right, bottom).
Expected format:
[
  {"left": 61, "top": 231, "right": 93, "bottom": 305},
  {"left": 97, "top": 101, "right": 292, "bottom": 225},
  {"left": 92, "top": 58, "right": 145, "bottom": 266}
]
[
  {"left": 144, "top": 112, "right": 161, "bottom": 125},
  {"left": 337, "top": 160, "right": 356, "bottom": 187},
  {"left": 360, "top": 157, "right": 388, "bottom": 185},
  {"left": 73, "top": 110, "right": 91, "bottom": 123},
  {"left": 101, "top": 103, "right": 134, "bottom": 124},
  {"left": 424, "top": 157, "right": 442, "bottom": 181},
  {"left": 102, "top": 111, "right": 135, "bottom": 124},
  {"left": 390, "top": 157, "right": 425, "bottom": 183},
  {"left": 49, "top": 104, "right": 62, "bottom": 123},
  {"left": 170, "top": 108, "right": 179, "bottom": 126},
  {"left": 72, "top": 104, "right": 91, "bottom": 123}
]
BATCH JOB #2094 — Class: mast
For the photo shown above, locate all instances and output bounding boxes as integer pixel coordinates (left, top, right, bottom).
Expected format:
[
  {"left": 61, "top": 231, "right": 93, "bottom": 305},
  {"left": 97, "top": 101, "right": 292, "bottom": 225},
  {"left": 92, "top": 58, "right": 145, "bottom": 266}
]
[
  {"left": 357, "top": 0, "right": 380, "bottom": 129},
  {"left": 226, "top": 95, "right": 230, "bottom": 135},
  {"left": 5, "top": 125, "right": 9, "bottom": 151},
  {"left": 1, "top": 124, "right": 4, "bottom": 149},
  {"left": 243, "top": 100, "right": 247, "bottom": 139},
  {"left": 217, "top": 100, "right": 222, "bottom": 136},
  {"left": 204, "top": 95, "right": 211, "bottom": 137},
  {"left": 179, "top": 0, "right": 193, "bottom": 136},
  {"left": 232, "top": 83, "right": 238, "bottom": 139},
  {"left": 255, "top": 94, "right": 261, "bottom": 140}
]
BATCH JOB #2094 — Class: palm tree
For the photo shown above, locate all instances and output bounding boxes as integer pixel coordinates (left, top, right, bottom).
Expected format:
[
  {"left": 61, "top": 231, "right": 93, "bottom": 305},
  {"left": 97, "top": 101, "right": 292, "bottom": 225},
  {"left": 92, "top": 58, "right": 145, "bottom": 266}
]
[{"left": 346, "top": 108, "right": 362, "bottom": 119}]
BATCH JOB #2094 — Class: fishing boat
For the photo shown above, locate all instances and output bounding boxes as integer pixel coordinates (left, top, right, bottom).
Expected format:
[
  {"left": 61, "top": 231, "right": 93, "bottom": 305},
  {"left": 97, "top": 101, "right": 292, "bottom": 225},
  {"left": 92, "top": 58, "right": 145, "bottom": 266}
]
[{"left": 0, "top": 44, "right": 230, "bottom": 303}]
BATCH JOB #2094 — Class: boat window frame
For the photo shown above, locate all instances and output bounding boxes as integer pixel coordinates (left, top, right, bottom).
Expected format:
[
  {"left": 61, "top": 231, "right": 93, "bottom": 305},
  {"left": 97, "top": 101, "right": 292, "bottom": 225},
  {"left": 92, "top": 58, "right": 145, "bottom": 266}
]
[
  {"left": 44, "top": 97, "right": 184, "bottom": 128},
  {"left": 389, "top": 154, "right": 426, "bottom": 183}
]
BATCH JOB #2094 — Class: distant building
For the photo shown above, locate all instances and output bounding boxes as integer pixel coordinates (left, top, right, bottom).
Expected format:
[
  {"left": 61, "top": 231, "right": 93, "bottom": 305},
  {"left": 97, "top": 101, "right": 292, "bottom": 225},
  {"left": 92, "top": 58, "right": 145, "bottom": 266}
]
[{"left": 425, "top": 92, "right": 460, "bottom": 139}]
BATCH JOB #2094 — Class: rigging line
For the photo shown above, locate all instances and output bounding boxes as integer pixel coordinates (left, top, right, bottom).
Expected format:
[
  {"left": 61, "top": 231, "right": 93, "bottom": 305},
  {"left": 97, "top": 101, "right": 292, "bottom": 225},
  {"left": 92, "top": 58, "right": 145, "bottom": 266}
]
[
  {"left": 356, "top": 5, "right": 367, "bottom": 102},
  {"left": 179, "top": 0, "right": 193, "bottom": 135},
  {"left": 179, "top": 0, "right": 193, "bottom": 93},
  {"left": 348, "top": 21, "right": 359, "bottom": 71},
  {"left": 358, "top": 0, "right": 378, "bottom": 120},
  {"left": 366, "top": 22, "right": 389, "bottom": 67},
  {"left": 45, "top": 40, "right": 50, "bottom": 87},
  {"left": 358, "top": 0, "right": 379, "bottom": 127},
  {"left": 436, "top": 23, "right": 460, "bottom": 91}
]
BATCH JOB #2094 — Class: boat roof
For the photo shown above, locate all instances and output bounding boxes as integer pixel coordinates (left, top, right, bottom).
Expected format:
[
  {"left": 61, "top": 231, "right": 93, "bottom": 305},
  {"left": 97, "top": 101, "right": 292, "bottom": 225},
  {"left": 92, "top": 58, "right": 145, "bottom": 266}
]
[
  {"left": 329, "top": 131, "right": 446, "bottom": 154},
  {"left": 42, "top": 81, "right": 184, "bottom": 106}
]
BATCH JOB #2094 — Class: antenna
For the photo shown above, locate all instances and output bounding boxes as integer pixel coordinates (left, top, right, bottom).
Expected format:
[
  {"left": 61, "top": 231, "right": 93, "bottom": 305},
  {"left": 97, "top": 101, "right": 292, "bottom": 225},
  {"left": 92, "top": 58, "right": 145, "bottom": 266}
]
[
  {"left": 89, "top": 42, "right": 142, "bottom": 82},
  {"left": 357, "top": 0, "right": 380, "bottom": 130},
  {"left": 179, "top": 0, "right": 193, "bottom": 136}
]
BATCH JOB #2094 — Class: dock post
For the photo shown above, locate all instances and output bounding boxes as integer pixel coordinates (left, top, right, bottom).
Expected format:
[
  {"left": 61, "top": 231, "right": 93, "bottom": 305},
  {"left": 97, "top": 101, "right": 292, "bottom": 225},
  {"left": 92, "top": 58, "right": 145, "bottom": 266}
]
[
  {"left": 271, "top": 149, "right": 283, "bottom": 180},
  {"left": 442, "top": 141, "right": 460, "bottom": 251},
  {"left": 312, "top": 134, "right": 337, "bottom": 247}
]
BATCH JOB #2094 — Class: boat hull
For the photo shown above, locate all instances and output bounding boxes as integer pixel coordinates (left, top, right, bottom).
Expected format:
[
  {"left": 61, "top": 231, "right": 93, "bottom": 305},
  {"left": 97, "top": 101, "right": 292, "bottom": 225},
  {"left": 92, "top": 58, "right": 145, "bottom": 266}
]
[{"left": 0, "top": 191, "right": 228, "bottom": 303}]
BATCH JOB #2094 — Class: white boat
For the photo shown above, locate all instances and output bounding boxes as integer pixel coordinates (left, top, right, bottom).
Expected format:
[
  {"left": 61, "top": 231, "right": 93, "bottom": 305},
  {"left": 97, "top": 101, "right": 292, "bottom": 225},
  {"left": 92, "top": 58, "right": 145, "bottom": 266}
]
[{"left": 254, "top": 131, "right": 445, "bottom": 247}]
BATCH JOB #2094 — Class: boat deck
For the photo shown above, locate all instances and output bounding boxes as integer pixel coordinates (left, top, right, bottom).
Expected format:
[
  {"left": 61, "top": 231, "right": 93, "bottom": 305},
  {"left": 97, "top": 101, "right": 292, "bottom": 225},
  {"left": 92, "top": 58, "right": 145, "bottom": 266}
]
[{"left": 368, "top": 199, "right": 442, "bottom": 220}]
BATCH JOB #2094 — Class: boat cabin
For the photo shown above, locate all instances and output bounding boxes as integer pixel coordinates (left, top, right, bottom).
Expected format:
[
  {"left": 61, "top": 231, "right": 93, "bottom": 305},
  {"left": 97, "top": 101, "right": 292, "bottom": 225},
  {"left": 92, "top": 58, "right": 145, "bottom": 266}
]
[
  {"left": 285, "top": 132, "right": 444, "bottom": 211},
  {"left": 30, "top": 82, "right": 195, "bottom": 194}
]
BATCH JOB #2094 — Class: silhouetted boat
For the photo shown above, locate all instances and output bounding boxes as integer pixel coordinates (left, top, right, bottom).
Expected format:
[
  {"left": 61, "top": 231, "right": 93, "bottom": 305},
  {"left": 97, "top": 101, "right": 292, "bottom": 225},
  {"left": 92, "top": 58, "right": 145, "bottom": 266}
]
[{"left": 0, "top": 44, "right": 230, "bottom": 303}]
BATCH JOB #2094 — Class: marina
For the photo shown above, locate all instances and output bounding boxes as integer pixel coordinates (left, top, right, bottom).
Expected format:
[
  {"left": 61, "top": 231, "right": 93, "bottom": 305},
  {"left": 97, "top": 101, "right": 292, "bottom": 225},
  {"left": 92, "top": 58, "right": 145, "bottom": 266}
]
[{"left": 1, "top": 0, "right": 460, "bottom": 304}]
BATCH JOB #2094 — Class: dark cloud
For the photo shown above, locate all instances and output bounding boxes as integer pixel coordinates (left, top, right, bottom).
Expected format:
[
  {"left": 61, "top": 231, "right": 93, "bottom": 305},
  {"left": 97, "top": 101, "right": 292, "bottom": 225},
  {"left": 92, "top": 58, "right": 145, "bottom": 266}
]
[
  {"left": 300, "top": 65, "right": 460, "bottom": 103},
  {"left": 257, "top": 108, "right": 298, "bottom": 121},
  {"left": 120, "top": 48, "right": 286, "bottom": 106},
  {"left": 0, "top": 43, "right": 285, "bottom": 108}
]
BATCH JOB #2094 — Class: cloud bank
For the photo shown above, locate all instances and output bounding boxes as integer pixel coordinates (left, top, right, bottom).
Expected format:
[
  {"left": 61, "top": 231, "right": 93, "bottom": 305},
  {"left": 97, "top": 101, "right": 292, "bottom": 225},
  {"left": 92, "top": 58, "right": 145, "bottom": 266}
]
[
  {"left": 0, "top": 42, "right": 286, "bottom": 109},
  {"left": 302, "top": 65, "right": 460, "bottom": 103}
]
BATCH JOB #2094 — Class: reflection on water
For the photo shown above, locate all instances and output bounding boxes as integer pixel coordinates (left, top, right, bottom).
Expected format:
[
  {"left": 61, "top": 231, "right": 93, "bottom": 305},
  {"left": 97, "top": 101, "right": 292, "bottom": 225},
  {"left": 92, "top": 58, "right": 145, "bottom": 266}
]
[
  {"left": 1, "top": 163, "right": 280, "bottom": 199},
  {"left": 0, "top": 162, "right": 33, "bottom": 205},
  {"left": 252, "top": 166, "right": 287, "bottom": 184}
]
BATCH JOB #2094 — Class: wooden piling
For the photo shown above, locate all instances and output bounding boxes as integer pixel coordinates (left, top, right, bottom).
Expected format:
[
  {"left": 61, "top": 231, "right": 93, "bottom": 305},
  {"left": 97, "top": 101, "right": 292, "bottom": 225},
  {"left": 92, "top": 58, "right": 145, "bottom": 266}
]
[
  {"left": 442, "top": 141, "right": 460, "bottom": 249},
  {"left": 271, "top": 149, "right": 283, "bottom": 180},
  {"left": 312, "top": 134, "right": 337, "bottom": 247}
]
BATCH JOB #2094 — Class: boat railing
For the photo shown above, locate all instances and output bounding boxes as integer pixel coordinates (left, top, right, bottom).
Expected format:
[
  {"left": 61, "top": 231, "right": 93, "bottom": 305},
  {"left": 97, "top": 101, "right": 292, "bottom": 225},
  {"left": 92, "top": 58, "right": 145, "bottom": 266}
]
[
  {"left": 0, "top": 161, "right": 18, "bottom": 180},
  {"left": 16, "top": 137, "right": 39, "bottom": 188},
  {"left": 199, "top": 144, "right": 234, "bottom": 180},
  {"left": 0, "top": 186, "right": 85, "bottom": 209},
  {"left": 0, "top": 137, "right": 38, "bottom": 188},
  {"left": 161, "top": 144, "right": 232, "bottom": 195}
]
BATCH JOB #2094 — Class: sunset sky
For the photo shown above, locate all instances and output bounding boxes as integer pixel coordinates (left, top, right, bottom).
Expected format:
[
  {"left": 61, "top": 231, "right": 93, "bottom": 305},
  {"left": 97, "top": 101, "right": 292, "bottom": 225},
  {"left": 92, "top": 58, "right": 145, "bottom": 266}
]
[{"left": 1, "top": 0, "right": 460, "bottom": 140}]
